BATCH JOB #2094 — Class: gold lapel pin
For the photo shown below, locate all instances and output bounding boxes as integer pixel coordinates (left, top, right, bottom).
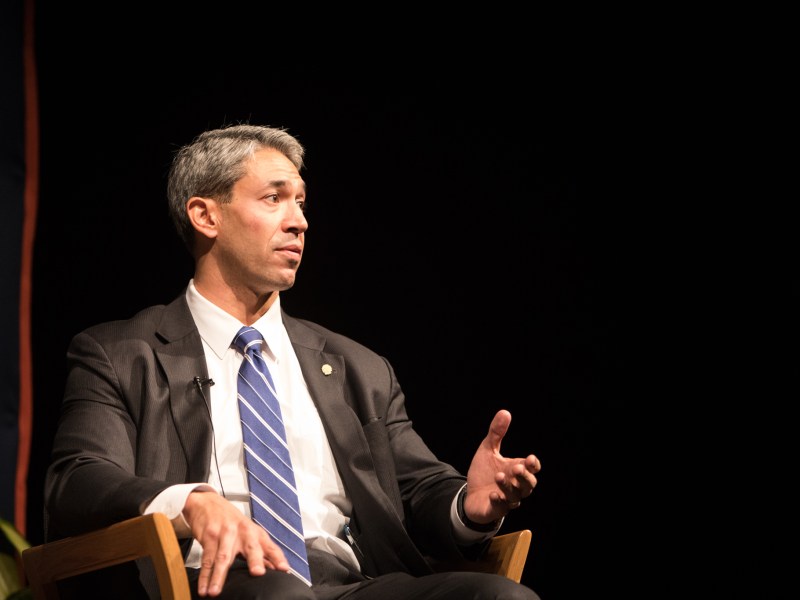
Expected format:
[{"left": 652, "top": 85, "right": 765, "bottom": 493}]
[{"left": 321, "top": 364, "right": 333, "bottom": 376}]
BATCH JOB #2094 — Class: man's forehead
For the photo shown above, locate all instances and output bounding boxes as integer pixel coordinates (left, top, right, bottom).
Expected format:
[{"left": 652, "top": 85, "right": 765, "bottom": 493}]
[{"left": 245, "top": 150, "right": 303, "bottom": 184}]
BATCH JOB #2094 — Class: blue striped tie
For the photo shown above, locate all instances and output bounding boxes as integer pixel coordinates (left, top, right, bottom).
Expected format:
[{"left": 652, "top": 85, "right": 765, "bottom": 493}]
[{"left": 233, "top": 326, "right": 311, "bottom": 586}]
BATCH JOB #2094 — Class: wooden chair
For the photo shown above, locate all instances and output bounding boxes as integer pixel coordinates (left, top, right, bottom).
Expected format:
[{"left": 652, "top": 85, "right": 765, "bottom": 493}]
[
  {"left": 431, "top": 527, "right": 532, "bottom": 583},
  {"left": 21, "top": 513, "right": 532, "bottom": 599}
]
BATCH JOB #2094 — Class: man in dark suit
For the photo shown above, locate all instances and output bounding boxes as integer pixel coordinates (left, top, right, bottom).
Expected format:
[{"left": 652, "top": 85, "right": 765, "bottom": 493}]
[{"left": 44, "top": 124, "right": 542, "bottom": 600}]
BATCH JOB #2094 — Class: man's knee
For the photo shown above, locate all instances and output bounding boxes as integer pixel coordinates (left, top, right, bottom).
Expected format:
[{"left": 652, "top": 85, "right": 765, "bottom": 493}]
[
  {"left": 188, "top": 564, "right": 315, "bottom": 600},
  {"left": 440, "top": 571, "right": 540, "bottom": 600},
  {"left": 500, "top": 583, "right": 540, "bottom": 600},
  {"left": 226, "top": 571, "right": 314, "bottom": 600}
]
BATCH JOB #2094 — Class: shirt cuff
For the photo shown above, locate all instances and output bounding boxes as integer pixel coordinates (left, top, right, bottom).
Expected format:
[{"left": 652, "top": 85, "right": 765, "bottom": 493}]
[
  {"left": 450, "top": 483, "right": 503, "bottom": 545},
  {"left": 142, "top": 483, "right": 216, "bottom": 538}
]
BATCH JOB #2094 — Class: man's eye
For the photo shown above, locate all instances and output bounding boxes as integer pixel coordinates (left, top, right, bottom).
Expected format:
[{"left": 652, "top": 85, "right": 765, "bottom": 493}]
[
  {"left": 297, "top": 200, "right": 306, "bottom": 212},
  {"left": 266, "top": 194, "right": 279, "bottom": 204}
]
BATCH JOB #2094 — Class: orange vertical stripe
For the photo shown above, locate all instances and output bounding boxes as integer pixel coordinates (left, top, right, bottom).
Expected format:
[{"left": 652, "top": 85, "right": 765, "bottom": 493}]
[{"left": 16, "top": 0, "right": 38, "bottom": 537}]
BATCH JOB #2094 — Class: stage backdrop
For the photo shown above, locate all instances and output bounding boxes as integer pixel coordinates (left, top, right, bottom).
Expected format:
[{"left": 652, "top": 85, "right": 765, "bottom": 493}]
[{"left": 8, "top": 4, "right": 652, "bottom": 599}]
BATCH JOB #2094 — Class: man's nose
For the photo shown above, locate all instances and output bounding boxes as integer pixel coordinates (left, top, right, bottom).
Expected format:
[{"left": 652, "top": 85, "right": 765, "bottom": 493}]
[{"left": 285, "top": 202, "right": 308, "bottom": 232}]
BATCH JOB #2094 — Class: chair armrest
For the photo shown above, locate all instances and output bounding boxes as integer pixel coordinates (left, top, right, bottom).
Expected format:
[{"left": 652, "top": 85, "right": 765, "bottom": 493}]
[
  {"left": 431, "top": 529, "right": 532, "bottom": 583},
  {"left": 21, "top": 513, "right": 191, "bottom": 600}
]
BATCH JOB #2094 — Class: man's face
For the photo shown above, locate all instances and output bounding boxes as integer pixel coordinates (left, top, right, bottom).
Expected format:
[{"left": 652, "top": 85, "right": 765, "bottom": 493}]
[{"left": 214, "top": 148, "right": 308, "bottom": 296}]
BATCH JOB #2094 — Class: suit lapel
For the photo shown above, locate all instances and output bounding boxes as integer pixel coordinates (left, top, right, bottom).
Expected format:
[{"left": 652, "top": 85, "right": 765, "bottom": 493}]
[
  {"left": 283, "top": 317, "right": 392, "bottom": 510},
  {"left": 293, "top": 346, "right": 386, "bottom": 500},
  {"left": 284, "top": 315, "right": 432, "bottom": 575},
  {"left": 154, "top": 295, "right": 213, "bottom": 483}
]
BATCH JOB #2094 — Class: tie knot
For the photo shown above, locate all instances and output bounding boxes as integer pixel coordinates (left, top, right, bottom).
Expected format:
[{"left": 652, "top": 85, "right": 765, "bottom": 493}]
[{"left": 233, "top": 326, "right": 264, "bottom": 356}]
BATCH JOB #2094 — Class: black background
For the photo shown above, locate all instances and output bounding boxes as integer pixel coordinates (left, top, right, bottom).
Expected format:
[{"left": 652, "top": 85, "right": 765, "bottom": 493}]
[{"left": 26, "top": 5, "right": 655, "bottom": 600}]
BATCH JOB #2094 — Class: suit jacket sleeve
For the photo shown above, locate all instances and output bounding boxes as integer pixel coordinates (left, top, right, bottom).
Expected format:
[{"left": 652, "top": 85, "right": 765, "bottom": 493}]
[{"left": 44, "top": 297, "right": 211, "bottom": 541}]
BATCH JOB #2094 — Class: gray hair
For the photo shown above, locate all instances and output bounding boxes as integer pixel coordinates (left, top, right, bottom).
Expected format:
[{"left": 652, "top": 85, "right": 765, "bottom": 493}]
[{"left": 167, "top": 124, "right": 305, "bottom": 252}]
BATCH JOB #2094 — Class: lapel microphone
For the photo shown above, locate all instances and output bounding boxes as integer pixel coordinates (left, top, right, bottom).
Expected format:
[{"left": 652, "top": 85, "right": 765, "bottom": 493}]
[{"left": 193, "top": 376, "right": 215, "bottom": 387}]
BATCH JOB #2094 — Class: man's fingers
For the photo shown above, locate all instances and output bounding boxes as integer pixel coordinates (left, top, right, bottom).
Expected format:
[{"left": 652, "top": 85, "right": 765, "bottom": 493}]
[
  {"left": 526, "top": 454, "right": 541, "bottom": 472},
  {"left": 242, "top": 539, "right": 267, "bottom": 576},
  {"left": 494, "top": 465, "right": 537, "bottom": 506},
  {"left": 253, "top": 532, "right": 290, "bottom": 572},
  {"left": 239, "top": 528, "right": 292, "bottom": 576},
  {"left": 197, "top": 561, "right": 212, "bottom": 596},
  {"left": 206, "top": 543, "right": 236, "bottom": 597},
  {"left": 264, "top": 545, "right": 290, "bottom": 572},
  {"left": 198, "top": 559, "right": 229, "bottom": 597},
  {"left": 196, "top": 539, "right": 219, "bottom": 597},
  {"left": 487, "top": 409, "right": 512, "bottom": 450}
]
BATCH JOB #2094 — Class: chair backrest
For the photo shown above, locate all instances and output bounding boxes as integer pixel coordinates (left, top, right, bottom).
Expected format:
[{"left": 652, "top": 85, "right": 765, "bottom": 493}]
[{"left": 21, "top": 514, "right": 532, "bottom": 597}]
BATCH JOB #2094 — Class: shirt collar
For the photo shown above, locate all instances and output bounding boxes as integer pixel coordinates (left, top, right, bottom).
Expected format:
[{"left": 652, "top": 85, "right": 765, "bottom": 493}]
[{"left": 185, "top": 279, "right": 284, "bottom": 361}]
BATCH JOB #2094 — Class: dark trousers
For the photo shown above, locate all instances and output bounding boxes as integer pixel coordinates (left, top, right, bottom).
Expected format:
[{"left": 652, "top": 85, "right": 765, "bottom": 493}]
[{"left": 186, "top": 552, "right": 540, "bottom": 600}]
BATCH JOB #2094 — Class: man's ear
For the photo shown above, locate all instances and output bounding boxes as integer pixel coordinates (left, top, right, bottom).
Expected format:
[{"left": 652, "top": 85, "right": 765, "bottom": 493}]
[{"left": 186, "top": 196, "right": 219, "bottom": 240}]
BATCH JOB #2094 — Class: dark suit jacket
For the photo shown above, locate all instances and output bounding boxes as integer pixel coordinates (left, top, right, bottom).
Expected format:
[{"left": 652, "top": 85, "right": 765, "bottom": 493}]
[{"left": 44, "top": 292, "right": 479, "bottom": 595}]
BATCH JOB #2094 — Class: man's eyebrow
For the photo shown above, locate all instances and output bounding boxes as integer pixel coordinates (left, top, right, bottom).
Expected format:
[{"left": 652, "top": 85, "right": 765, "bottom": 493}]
[{"left": 267, "top": 179, "right": 306, "bottom": 194}]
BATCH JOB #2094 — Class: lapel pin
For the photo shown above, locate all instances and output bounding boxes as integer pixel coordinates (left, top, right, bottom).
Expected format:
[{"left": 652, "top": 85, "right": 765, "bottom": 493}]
[{"left": 321, "top": 364, "right": 333, "bottom": 376}]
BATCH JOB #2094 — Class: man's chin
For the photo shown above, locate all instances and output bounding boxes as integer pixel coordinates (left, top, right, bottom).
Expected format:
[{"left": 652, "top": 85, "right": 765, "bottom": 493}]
[{"left": 278, "top": 271, "right": 298, "bottom": 290}]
